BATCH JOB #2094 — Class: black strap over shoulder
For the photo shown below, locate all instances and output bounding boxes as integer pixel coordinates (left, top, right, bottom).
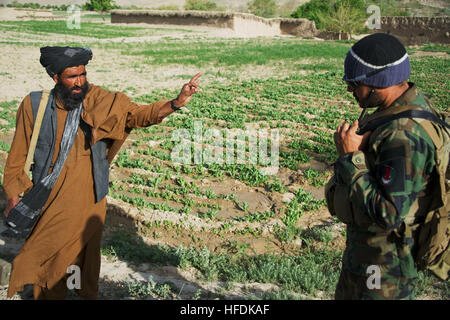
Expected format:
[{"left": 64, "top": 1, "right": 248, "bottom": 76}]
[{"left": 359, "top": 110, "right": 450, "bottom": 134}]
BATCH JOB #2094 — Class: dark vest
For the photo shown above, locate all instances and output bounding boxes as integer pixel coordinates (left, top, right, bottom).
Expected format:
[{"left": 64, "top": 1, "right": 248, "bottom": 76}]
[{"left": 29, "top": 90, "right": 109, "bottom": 203}]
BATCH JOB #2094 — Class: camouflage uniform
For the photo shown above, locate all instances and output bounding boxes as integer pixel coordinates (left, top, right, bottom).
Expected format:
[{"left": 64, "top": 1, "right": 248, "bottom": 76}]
[{"left": 326, "top": 83, "right": 439, "bottom": 299}]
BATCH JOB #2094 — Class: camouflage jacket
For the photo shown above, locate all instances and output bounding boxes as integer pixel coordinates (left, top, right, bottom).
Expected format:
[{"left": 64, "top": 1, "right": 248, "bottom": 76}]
[{"left": 327, "top": 83, "right": 437, "bottom": 278}]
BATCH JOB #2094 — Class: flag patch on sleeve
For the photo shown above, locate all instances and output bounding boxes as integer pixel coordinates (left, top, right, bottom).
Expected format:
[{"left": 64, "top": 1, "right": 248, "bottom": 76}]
[{"left": 377, "top": 157, "right": 405, "bottom": 193}]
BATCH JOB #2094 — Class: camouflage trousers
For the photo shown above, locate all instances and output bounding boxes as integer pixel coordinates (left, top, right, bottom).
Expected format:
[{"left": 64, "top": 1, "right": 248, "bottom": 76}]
[{"left": 335, "top": 268, "right": 416, "bottom": 300}]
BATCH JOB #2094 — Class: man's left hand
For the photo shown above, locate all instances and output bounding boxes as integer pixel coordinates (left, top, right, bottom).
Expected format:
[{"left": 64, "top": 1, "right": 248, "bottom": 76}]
[
  {"left": 334, "top": 120, "right": 371, "bottom": 156},
  {"left": 173, "top": 72, "right": 202, "bottom": 107}
]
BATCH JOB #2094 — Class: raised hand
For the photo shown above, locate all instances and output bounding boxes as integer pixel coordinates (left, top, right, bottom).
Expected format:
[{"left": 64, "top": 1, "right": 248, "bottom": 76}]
[{"left": 173, "top": 72, "right": 202, "bottom": 107}]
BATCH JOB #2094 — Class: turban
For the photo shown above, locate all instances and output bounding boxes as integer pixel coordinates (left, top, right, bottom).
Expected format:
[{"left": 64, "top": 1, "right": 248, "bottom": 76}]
[
  {"left": 343, "top": 33, "right": 410, "bottom": 88},
  {"left": 40, "top": 46, "right": 93, "bottom": 78}
]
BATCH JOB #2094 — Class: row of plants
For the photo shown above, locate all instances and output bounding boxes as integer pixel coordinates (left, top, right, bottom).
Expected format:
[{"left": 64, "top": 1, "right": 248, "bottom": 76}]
[
  {"left": 101, "top": 228, "right": 343, "bottom": 299},
  {"left": 101, "top": 228, "right": 449, "bottom": 299}
]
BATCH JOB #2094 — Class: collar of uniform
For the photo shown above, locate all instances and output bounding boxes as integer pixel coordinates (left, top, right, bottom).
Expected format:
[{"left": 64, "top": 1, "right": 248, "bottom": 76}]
[
  {"left": 361, "top": 82, "right": 418, "bottom": 128},
  {"left": 381, "top": 82, "right": 417, "bottom": 110}
]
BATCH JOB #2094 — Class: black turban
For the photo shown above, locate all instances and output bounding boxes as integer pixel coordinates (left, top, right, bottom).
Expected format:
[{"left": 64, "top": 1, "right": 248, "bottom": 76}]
[{"left": 40, "top": 46, "right": 93, "bottom": 78}]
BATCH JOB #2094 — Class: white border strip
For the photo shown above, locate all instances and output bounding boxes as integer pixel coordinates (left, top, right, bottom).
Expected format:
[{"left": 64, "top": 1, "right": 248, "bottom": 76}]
[{"left": 349, "top": 49, "right": 408, "bottom": 69}]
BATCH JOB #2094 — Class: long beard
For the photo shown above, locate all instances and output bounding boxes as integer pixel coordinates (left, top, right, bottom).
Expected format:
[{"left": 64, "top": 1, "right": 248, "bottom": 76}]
[{"left": 54, "top": 81, "right": 89, "bottom": 111}]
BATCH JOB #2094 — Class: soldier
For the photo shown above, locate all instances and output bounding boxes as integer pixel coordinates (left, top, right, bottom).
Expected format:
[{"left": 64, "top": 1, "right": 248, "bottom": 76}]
[{"left": 325, "top": 33, "right": 443, "bottom": 299}]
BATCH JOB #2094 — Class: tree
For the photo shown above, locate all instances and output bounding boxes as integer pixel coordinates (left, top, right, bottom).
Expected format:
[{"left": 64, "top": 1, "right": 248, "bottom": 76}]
[
  {"left": 291, "top": 0, "right": 366, "bottom": 35},
  {"left": 248, "top": 0, "right": 278, "bottom": 18},
  {"left": 290, "top": 0, "right": 330, "bottom": 29},
  {"left": 84, "top": 0, "right": 119, "bottom": 21},
  {"left": 184, "top": 0, "right": 218, "bottom": 11},
  {"left": 334, "top": 0, "right": 364, "bottom": 10},
  {"left": 317, "top": 1, "right": 366, "bottom": 37}
]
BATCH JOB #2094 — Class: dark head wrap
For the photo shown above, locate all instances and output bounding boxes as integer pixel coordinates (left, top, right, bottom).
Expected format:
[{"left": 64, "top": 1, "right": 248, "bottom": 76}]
[
  {"left": 40, "top": 46, "right": 93, "bottom": 78},
  {"left": 343, "top": 33, "right": 410, "bottom": 88}
]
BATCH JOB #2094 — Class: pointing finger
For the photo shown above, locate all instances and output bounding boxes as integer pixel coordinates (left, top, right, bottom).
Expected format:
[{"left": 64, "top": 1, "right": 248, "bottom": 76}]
[{"left": 190, "top": 72, "right": 202, "bottom": 84}]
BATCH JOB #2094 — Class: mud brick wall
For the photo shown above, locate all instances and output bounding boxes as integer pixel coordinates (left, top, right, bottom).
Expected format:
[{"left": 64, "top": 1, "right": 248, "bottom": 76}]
[
  {"left": 110, "top": 10, "right": 317, "bottom": 38},
  {"left": 110, "top": 10, "right": 449, "bottom": 44},
  {"left": 276, "top": 18, "right": 317, "bottom": 37},
  {"left": 111, "top": 10, "right": 234, "bottom": 29},
  {"left": 378, "top": 16, "right": 450, "bottom": 45}
]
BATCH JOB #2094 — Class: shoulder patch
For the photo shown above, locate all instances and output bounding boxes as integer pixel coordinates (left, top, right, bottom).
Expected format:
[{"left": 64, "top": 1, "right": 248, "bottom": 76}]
[{"left": 377, "top": 157, "right": 406, "bottom": 193}]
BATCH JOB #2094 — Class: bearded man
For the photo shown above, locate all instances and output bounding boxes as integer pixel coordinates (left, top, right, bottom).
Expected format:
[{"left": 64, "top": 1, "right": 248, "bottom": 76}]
[{"left": 2, "top": 46, "right": 201, "bottom": 299}]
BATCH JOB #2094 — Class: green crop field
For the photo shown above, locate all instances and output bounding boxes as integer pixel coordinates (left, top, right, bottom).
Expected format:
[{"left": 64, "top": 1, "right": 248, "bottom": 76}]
[{"left": 0, "top": 15, "right": 448, "bottom": 300}]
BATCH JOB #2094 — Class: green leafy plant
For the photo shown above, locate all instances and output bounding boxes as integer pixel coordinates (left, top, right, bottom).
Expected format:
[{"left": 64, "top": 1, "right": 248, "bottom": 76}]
[
  {"left": 83, "top": 0, "right": 119, "bottom": 20},
  {"left": 127, "top": 275, "right": 174, "bottom": 299},
  {"left": 317, "top": 0, "right": 366, "bottom": 36},
  {"left": 264, "top": 177, "right": 286, "bottom": 192},
  {"left": 234, "top": 210, "right": 274, "bottom": 222},
  {"left": 154, "top": 5, "right": 179, "bottom": 10},
  {"left": 248, "top": 0, "right": 278, "bottom": 18},
  {"left": 291, "top": 0, "right": 365, "bottom": 34},
  {"left": 184, "top": 0, "right": 218, "bottom": 11},
  {"left": 291, "top": 0, "right": 330, "bottom": 29}
]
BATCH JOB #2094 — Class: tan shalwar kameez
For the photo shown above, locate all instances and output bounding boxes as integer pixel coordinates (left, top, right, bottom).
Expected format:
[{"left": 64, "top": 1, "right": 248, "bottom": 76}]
[{"left": 3, "top": 84, "right": 170, "bottom": 299}]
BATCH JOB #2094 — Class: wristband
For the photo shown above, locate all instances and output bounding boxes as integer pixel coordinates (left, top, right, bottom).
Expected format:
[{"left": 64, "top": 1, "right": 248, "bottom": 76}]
[{"left": 170, "top": 100, "right": 182, "bottom": 111}]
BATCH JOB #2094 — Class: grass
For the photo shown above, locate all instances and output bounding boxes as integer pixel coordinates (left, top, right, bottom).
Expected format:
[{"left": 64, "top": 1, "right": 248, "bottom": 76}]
[
  {"left": 416, "top": 43, "right": 450, "bottom": 54},
  {"left": 303, "top": 167, "right": 330, "bottom": 187},
  {"left": 82, "top": 13, "right": 112, "bottom": 20},
  {"left": 102, "top": 229, "right": 342, "bottom": 299},
  {"left": 409, "top": 57, "right": 450, "bottom": 111},
  {"left": 125, "top": 39, "right": 349, "bottom": 67},
  {"left": 414, "top": 270, "right": 450, "bottom": 299},
  {"left": 0, "top": 20, "right": 143, "bottom": 38},
  {"left": 0, "top": 20, "right": 191, "bottom": 38},
  {"left": 126, "top": 275, "right": 177, "bottom": 299},
  {"left": 0, "top": 100, "right": 19, "bottom": 131},
  {"left": 0, "top": 141, "right": 11, "bottom": 152},
  {"left": 103, "top": 228, "right": 449, "bottom": 299}
]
